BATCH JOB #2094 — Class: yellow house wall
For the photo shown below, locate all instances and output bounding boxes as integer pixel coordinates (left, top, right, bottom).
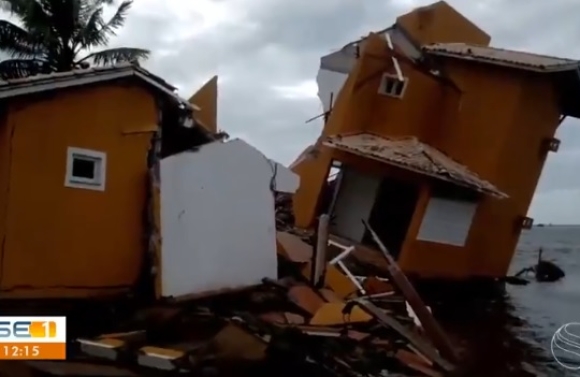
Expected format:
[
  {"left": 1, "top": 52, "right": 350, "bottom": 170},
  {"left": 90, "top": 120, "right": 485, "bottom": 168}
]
[
  {"left": 395, "top": 1, "right": 491, "bottom": 46},
  {"left": 399, "top": 67, "right": 561, "bottom": 279},
  {"left": 293, "top": 32, "right": 463, "bottom": 229},
  {"left": 291, "top": 2, "right": 564, "bottom": 279},
  {"left": 293, "top": 33, "right": 389, "bottom": 228},
  {"left": 0, "top": 109, "right": 11, "bottom": 280},
  {"left": 466, "top": 76, "right": 560, "bottom": 277},
  {"left": 367, "top": 59, "right": 447, "bottom": 140},
  {"left": 0, "top": 84, "right": 158, "bottom": 299},
  {"left": 430, "top": 61, "right": 523, "bottom": 179},
  {"left": 397, "top": 185, "right": 473, "bottom": 279}
]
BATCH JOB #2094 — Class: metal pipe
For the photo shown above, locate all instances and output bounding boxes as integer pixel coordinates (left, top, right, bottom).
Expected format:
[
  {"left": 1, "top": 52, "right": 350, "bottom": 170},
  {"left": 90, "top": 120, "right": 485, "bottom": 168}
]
[
  {"left": 329, "top": 245, "right": 354, "bottom": 265},
  {"left": 337, "top": 260, "right": 366, "bottom": 294}
]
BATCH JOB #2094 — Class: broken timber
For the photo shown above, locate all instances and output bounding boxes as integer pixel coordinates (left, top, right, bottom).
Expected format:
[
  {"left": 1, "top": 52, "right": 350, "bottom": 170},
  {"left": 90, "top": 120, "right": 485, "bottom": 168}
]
[{"left": 362, "top": 219, "right": 458, "bottom": 363}]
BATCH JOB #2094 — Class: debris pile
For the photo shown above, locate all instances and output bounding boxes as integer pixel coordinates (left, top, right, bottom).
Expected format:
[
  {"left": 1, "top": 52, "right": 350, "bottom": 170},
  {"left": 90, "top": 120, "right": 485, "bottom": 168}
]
[
  {"left": 46, "top": 220, "right": 460, "bottom": 377},
  {"left": 275, "top": 192, "right": 296, "bottom": 232}
]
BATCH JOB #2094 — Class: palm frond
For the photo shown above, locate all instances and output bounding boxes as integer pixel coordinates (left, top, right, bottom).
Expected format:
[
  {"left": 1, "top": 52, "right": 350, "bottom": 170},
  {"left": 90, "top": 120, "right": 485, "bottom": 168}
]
[
  {"left": 78, "top": 0, "right": 96, "bottom": 23},
  {"left": 99, "top": 0, "right": 132, "bottom": 37},
  {"left": 0, "top": 0, "right": 30, "bottom": 17},
  {"left": 77, "top": 0, "right": 115, "bottom": 22},
  {"left": 74, "top": 0, "right": 132, "bottom": 50},
  {"left": 0, "top": 20, "right": 43, "bottom": 58},
  {"left": 77, "top": 47, "right": 149, "bottom": 66},
  {"left": 0, "top": 0, "right": 147, "bottom": 76},
  {"left": 0, "top": 58, "right": 48, "bottom": 79},
  {"left": 75, "top": 6, "right": 107, "bottom": 49},
  {"left": 1, "top": 0, "right": 54, "bottom": 38}
]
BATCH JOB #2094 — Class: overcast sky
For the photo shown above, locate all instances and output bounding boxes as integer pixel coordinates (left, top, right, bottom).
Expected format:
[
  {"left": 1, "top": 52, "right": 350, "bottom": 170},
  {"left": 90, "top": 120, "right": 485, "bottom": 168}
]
[{"left": 4, "top": 0, "right": 580, "bottom": 223}]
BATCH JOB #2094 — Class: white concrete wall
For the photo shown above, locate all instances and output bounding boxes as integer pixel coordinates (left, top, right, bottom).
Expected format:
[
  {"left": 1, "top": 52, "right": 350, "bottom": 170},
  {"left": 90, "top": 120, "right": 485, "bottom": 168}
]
[
  {"left": 317, "top": 69, "right": 348, "bottom": 113},
  {"left": 317, "top": 45, "right": 356, "bottom": 113},
  {"left": 159, "top": 139, "right": 299, "bottom": 298}
]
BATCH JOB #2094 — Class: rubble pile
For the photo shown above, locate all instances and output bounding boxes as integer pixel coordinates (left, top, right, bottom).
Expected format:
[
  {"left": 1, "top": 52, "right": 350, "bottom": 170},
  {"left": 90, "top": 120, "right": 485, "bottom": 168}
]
[
  {"left": 275, "top": 192, "right": 295, "bottom": 232},
  {"left": 47, "top": 227, "right": 459, "bottom": 377}
]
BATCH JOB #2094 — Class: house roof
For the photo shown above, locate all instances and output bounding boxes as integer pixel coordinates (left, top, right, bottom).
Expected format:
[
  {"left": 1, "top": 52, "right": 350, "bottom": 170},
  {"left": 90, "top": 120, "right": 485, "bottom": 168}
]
[
  {"left": 0, "top": 63, "right": 199, "bottom": 110},
  {"left": 323, "top": 132, "right": 507, "bottom": 198},
  {"left": 422, "top": 43, "right": 580, "bottom": 73}
]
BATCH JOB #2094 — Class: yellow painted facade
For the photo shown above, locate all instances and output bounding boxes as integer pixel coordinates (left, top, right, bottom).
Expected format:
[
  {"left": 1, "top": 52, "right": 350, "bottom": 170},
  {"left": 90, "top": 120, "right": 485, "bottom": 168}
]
[
  {"left": 0, "top": 84, "right": 158, "bottom": 299},
  {"left": 292, "top": 1, "right": 572, "bottom": 279},
  {"left": 0, "top": 63, "right": 222, "bottom": 301},
  {"left": 189, "top": 76, "right": 218, "bottom": 133}
]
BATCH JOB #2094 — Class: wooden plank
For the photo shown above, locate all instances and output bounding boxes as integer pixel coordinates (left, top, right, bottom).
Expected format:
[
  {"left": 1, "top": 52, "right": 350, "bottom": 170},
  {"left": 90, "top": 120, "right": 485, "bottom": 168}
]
[
  {"left": 312, "top": 214, "right": 330, "bottom": 286},
  {"left": 362, "top": 220, "right": 458, "bottom": 363},
  {"left": 354, "top": 299, "right": 454, "bottom": 372}
]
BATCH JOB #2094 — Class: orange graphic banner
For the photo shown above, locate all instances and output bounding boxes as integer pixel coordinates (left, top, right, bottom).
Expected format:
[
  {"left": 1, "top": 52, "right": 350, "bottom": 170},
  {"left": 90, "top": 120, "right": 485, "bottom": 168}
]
[{"left": 0, "top": 343, "right": 66, "bottom": 359}]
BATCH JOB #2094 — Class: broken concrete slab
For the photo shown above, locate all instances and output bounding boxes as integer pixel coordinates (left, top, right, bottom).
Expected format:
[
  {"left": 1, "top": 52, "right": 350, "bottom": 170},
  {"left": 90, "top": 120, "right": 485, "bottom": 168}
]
[{"left": 159, "top": 138, "right": 299, "bottom": 299}]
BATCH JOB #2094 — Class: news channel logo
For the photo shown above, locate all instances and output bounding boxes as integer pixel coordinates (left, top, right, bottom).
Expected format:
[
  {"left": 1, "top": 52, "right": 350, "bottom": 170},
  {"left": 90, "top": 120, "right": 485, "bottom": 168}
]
[
  {"left": 551, "top": 322, "right": 580, "bottom": 370},
  {"left": 0, "top": 317, "right": 63, "bottom": 339},
  {"left": 0, "top": 316, "right": 67, "bottom": 360}
]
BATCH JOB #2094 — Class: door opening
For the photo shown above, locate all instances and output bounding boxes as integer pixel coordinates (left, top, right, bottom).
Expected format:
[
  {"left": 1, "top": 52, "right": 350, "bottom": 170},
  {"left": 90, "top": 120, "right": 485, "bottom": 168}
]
[
  {"left": 330, "top": 167, "right": 381, "bottom": 243},
  {"left": 363, "top": 178, "right": 419, "bottom": 260}
]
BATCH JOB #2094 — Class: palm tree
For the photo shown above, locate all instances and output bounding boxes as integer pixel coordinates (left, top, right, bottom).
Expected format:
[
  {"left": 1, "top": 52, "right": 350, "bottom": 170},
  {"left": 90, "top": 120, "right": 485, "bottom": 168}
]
[{"left": 0, "top": 0, "right": 150, "bottom": 79}]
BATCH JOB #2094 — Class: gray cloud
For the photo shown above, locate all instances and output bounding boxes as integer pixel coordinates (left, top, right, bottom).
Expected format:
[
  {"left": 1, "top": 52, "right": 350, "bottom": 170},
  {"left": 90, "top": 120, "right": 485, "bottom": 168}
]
[{"left": 3, "top": 0, "right": 580, "bottom": 222}]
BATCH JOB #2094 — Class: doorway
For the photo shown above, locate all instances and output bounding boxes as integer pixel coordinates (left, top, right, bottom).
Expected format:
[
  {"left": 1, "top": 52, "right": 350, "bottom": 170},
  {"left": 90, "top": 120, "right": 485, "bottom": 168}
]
[
  {"left": 330, "top": 166, "right": 382, "bottom": 242},
  {"left": 363, "top": 178, "right": 420, "bottom": 260}
]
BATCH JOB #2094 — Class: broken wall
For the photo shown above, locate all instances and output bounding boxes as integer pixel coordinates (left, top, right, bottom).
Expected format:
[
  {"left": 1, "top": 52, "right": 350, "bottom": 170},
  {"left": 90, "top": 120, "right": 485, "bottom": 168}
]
[{"left": 159, "top": 139, "right": 299, "bottom": 298}]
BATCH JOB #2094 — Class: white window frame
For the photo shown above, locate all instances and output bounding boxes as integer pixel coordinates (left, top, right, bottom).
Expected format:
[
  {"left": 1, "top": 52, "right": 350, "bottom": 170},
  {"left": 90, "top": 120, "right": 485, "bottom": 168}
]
[
  {"left": 416, "top": 196, "right": 478, "bottom": 247},
  {"left": 64, "top": 147, "right": 107, "bottom": 191},
  {"left": 378, "top": 72, "right": 408, "bottom": 99}
]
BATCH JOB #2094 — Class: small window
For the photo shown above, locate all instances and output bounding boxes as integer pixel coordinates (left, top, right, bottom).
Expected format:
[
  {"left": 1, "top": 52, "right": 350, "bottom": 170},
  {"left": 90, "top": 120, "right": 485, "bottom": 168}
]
[
  {"left": 64, "top": 147, "right": 106, "bottom": 191},
  {"left": 378, "top": 73, "right": 408, "bottom": 98}
]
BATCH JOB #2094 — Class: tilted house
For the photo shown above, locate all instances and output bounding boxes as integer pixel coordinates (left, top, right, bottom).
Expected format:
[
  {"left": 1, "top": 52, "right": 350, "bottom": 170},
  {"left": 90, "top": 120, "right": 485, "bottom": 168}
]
[{"left": 291, "top": 1, "right": 579, "bottom": 280}]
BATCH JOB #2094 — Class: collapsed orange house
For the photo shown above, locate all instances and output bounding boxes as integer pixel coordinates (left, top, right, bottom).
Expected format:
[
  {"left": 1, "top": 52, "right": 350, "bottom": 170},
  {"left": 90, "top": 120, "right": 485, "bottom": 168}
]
[{"left": 291, "top": 1, "right": 579, "bottom": 280}]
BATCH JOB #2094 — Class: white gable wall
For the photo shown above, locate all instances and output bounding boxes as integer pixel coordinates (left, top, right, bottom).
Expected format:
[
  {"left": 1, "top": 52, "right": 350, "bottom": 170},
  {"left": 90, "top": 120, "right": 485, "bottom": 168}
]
[
  {"left": 317, "top": 69, "right": 349, "bottom": 113},
  {"left": 317, "top": 27, "right": 420, "bottom": 114},
  {"left": 159, "top": 139, "right": 299, "bottom": 298}
]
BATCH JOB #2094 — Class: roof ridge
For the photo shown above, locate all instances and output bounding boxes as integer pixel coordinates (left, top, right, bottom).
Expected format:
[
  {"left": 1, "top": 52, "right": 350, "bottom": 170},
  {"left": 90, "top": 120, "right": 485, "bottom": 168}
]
[
  {"left": 0, "top": 63, "right": 189, "bottom": 109},
  {"left": 425, "top": 42, "right": 578, "bottom": 62}
]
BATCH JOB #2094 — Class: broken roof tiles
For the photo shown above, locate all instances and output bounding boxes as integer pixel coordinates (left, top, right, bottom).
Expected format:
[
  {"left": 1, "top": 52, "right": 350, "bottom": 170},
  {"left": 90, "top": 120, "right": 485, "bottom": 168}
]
[
  {"left": 323, "top": 132, "right": 507, "bottom": 198},
  {"left": 423, "top": 43, "right": 580, "bottom": 73}
]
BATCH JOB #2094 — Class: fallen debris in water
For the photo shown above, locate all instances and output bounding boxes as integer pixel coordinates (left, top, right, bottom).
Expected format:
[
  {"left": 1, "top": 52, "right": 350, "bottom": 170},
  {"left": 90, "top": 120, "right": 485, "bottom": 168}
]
[{"left": 513, "top": 247, "right": 565, "bottom": 283}]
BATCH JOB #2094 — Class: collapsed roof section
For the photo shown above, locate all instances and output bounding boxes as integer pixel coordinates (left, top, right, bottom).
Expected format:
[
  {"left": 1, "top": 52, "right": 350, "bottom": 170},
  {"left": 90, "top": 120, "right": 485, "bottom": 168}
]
[{"left": 324, "top": 133, "right": 507, "bottom": 198}]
